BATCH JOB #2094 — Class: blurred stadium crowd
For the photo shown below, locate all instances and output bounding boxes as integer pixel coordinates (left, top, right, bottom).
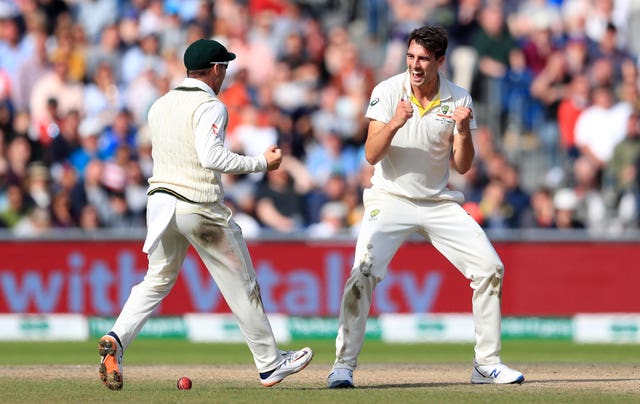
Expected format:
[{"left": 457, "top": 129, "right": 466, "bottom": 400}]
[{"left": 0, "top": 0, "right": 639, "bottom": 238}]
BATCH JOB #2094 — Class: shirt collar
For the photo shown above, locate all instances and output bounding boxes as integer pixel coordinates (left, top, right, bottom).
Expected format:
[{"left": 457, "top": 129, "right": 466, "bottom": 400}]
[
  {"left": 179, "top": 77, "right": 216, "bottom": 97},
  {"left": 437, "top": 72, "right": 452, "bottom": 101},
  {"left": 403, "top": 71, "right": 452, "bottom": 116}
]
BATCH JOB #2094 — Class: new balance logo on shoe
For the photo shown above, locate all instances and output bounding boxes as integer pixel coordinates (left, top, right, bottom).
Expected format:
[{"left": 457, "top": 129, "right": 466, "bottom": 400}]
[{"left": 471, "top": 361, "right": 524, "bottom": 384}]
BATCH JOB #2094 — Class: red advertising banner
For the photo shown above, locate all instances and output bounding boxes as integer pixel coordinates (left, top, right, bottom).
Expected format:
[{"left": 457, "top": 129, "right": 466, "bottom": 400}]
[{"left": 0, "top": 240, "right": 638, "bottom": 315}]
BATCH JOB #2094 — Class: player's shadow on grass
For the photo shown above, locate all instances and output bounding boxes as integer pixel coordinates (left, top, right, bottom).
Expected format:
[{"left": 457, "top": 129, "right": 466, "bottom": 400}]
[
  {"left": 329, "top": 382, "right": 472, "bottom": 389},
  {"left": 525, "top": 377, "right": 640, "bottom": 384},
  {"left": 299, "top": 377, "right": 640, "bottom": 390},
  {"left": 362, "top": 377, "right": 640, "bottom": 388}
]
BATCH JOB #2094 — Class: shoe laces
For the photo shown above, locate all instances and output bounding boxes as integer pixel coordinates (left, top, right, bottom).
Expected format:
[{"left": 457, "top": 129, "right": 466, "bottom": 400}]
[
  {"left": 281, "top": 350, "right": 302, "bottom": 366},
  {"left": 332, "top": 368, "right": 352, "bottom": 377}
]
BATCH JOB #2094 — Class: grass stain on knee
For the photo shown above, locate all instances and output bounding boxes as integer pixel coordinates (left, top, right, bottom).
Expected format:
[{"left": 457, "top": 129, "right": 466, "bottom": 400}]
[
  {"left": 248, "top": 282, "right": 264, "bottom": 309},
  {"left": 345, "top": 282, "right": 361, "bottom": 317},
  {"left": 359, "top": 251, "right": 373, "bottom": 277},
  {"left": 490, "top": 265, "right": 504, "bottom": 298}
]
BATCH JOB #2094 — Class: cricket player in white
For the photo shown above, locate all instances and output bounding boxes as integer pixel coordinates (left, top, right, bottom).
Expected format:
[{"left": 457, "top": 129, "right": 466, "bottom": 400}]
[
  {"left": 327, "top": 26, "right": 524, "bottom": 388},
  {"left": 98, "top": 39, "right": 312, "bottom": 391}
]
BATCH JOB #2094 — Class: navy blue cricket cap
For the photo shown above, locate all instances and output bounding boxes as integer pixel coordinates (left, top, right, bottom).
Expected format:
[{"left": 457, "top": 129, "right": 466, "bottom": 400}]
[{"left": 183, "top": 39, "right": 236, "bottom": 70}]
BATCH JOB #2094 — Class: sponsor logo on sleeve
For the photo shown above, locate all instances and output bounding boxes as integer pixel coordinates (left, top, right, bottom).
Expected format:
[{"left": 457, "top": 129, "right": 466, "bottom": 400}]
[{"left": 368, "top": 209, "right": 381, "bottom": 221}]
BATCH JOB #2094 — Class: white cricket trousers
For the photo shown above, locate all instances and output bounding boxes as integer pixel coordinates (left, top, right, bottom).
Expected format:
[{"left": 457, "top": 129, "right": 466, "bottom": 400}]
[
  {"left": 111, "top": 199, "right": 283, "bottom": 372},
  {"left": 334, "top": 187, "right": 505, "bottom": 370}
]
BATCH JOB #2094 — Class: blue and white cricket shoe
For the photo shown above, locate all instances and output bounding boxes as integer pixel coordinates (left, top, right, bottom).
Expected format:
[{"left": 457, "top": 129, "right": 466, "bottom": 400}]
[
  {"left": 327, "top": 368, "right": 354, "bottom": 388},
  {"left": 471, "top": 360, "right": 524, "bottom": 384}
]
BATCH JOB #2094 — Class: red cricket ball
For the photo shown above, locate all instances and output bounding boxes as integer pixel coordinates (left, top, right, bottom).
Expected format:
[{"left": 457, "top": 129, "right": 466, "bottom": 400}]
[{"left": 177, "top": 376, "right": 192, "bottom": 390}]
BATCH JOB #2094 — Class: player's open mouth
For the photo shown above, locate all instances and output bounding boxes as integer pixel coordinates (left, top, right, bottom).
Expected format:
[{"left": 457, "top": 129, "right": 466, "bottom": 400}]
[{"left": 410, "top": 71, "right": 424, "bottom": 80}]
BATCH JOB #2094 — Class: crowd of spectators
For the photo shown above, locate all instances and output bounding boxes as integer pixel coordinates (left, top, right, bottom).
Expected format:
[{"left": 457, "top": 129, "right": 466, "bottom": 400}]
[{"left": 0, "top": 0, "right": 639, "bottom": 239}]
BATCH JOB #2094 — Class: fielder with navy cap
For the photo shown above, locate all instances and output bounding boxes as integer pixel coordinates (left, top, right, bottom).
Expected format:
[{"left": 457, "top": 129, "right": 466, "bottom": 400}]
[{"left": 97, "top": 38, "right": 313, "bottom": 390}]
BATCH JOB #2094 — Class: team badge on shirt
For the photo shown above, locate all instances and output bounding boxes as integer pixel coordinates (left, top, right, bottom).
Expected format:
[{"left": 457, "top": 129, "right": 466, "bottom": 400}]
[{"left": 435, "top": 104, "right": 455, "bottom": 126}]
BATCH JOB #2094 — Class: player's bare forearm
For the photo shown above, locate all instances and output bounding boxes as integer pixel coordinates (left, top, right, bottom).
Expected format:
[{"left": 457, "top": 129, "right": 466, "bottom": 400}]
[
  {"left": 364, "top": 120, "right": 399, "bottom": 165},
  {"left": 365, "top": 101, "right": 412, "bottom": 165},
  {"left": 451, "top": 131, "right": 475, "bottom": 174},
  {"left": 450, "top": 106, "right": 475, "bottom": 174}
]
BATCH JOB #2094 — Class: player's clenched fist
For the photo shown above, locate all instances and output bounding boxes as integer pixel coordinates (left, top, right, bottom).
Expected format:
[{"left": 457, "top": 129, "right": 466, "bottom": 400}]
[
  {"left": 452, "top": 106, "right": 472, "bottom": 134},
  {"left": 263, "top": 145, "right": 282, "bottom": 171},
  {"left": 391, "top": 98, "right": 414, "bottom": 128}
]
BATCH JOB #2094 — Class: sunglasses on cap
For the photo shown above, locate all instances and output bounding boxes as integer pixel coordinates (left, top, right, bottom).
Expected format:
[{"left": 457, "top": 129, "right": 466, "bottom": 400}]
[{"left": 211, "top": 61, "right": 229, "bottom": 67}]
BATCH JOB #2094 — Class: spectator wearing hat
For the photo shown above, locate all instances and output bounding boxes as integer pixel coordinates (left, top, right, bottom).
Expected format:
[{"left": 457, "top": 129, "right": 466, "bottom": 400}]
[
  {"left": 553, "top": 187, "right": 584, "bottom": 229},
  {"left": 69, "top": 116, "right": 104, "bottom": 176},
  {"left": 307, "top": 200, "right": 349, "bottom": 238},
  {"left": 25, "top": 161, "right": 51, "bottom": 209}
]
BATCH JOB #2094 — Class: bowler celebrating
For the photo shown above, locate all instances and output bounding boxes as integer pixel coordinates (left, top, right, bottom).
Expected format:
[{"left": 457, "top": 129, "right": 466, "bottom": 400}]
[{"left": 327, "top": 26, "right": 524, "bottom": 388}]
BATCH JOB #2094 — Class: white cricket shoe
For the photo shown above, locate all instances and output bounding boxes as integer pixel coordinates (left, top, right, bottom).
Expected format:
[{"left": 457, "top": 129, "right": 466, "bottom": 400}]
[
  {"left": 327, "top": 368, "right": 354, "bottom": 388},
  {"left": 98, "top": 333, "right": 124, "bottom": 390},
  {"left": 260, "top": 347, "right": 313, "bottom": 387},
  {"left": 471, "top": 360, "right": 524, "bottom": 384}
]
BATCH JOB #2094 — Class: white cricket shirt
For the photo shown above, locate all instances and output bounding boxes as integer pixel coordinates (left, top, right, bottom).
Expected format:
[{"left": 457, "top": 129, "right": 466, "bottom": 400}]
[{"left": 365, "top": 71, "right": 477, "bottom": 201}]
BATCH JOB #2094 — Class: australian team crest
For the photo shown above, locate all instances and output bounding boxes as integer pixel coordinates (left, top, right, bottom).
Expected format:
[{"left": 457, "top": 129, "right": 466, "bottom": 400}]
[{"left": 441, "top": 105, "right": 449, "bottom": 115}]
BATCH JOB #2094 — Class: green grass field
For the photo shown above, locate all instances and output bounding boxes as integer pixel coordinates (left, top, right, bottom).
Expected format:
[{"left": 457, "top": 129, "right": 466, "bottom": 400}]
[{"left": 1, "top": 340, "right": 639, "bottom": 403}]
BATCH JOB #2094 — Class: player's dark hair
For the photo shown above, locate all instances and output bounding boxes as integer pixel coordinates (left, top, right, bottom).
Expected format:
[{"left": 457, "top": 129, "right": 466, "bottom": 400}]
[{"left": 408, "top": 26, "right": 448, "bottom": 59}]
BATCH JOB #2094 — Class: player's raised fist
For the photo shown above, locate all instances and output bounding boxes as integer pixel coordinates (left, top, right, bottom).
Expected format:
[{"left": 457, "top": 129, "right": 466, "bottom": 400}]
[
  {"left": 452, "top": 106, "right": 472, "bottom": 133},
  {"left": 264, "top": 145, "right": 282, "bottom": 171},
  {"left": 391, "top": 98, "right": 414, "bottom": 128}
]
